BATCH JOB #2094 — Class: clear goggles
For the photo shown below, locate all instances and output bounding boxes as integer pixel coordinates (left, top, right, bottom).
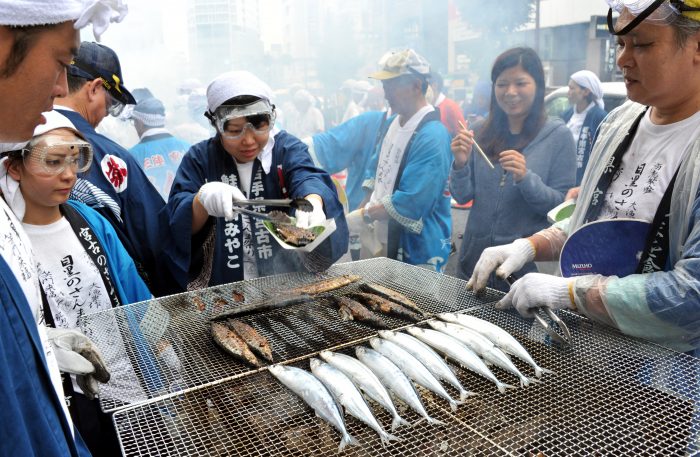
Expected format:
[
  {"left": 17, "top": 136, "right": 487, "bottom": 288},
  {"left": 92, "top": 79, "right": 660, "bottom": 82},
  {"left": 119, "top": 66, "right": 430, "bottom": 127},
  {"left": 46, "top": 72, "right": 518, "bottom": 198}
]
[
  {"left": 21, "top": 134, "right": 93, "bottom": 176},
  {"left": 212, "top": 99, "right": 276, "bottom": 140},
  {"left": 103, "top": 85, "right": 126, "bottom": 117},
  {"left": 607, "top": 0, "right": 700, "bottom": 34}
]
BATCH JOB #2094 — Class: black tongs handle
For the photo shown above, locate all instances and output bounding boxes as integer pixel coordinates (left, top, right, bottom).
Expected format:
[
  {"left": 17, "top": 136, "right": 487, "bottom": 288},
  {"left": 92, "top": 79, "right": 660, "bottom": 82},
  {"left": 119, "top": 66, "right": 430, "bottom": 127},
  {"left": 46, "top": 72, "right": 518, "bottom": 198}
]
[
  {"left": 505, "top": 274, "right": 572, "bottom": 346},
  {"left": 233, "top": 198, "right": 312, "bottom": 211}
]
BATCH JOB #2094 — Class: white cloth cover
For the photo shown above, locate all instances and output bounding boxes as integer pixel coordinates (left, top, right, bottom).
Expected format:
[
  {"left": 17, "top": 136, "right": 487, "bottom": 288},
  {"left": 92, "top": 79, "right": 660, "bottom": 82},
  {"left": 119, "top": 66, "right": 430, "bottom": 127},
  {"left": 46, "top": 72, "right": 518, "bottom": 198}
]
[
  {"left": 206, "top": 70, "right": 274, "bottom": 113},
  {"left": 570, "top": 70, "right": 604, "bottom": 110}
]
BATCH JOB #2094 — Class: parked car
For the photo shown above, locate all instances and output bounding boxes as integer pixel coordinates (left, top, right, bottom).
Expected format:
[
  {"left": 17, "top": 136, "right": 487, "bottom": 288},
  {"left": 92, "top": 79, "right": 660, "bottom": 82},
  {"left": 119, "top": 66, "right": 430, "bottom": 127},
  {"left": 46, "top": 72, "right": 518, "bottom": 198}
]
[{"left": 545, "top": 81, "right": 627, "bottom": 119}]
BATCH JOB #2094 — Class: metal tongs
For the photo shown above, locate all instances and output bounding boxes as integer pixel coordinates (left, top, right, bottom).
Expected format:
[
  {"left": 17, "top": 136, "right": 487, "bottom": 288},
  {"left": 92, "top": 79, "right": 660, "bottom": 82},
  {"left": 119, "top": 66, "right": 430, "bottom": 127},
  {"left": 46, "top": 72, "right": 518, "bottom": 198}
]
[
  {"left": 505, "top": 275, "right": 572, "bottom": 346},
  {"left": 233, "top": 197, "right": 312, "bottom": 211}
]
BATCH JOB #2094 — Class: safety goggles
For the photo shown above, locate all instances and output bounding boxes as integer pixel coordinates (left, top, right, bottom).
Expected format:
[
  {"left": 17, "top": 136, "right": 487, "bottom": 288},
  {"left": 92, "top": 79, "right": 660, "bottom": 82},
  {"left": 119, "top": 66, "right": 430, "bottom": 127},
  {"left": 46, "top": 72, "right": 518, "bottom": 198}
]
[
  {"left": 607, "top": 0, "right": 700, "bottom": 34},
  {"left": 212, "top": 99, "right": 276, "bottom": 139},
  {"left": 21, "top": 135, "right": 93, "bottom": 176},
  {"left": 104, "top": 88, "right": 126, "bottom": 117}
]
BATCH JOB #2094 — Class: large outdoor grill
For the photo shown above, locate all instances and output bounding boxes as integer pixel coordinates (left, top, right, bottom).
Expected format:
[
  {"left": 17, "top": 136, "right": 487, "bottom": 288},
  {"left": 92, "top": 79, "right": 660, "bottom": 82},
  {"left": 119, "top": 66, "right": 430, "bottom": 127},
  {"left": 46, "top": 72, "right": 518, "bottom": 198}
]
[{"left": 78, "top": 258, "right": 700, "bottom": 456}]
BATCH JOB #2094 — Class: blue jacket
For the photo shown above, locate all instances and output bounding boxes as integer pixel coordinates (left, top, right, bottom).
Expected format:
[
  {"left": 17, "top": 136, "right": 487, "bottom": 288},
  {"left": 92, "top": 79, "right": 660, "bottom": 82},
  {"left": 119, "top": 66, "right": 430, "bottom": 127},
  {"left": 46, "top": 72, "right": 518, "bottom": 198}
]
[
  {"left": 0, "top": 254, "right": 91, "bottom": 456},
  {"left": 310, "top": 111, "right": 386, "bottom": 210},
  {"left": 364, "top": 110, "right": 453, "bottom": 271},
  {"left": 129, "top": 132, "right": 191, "bottom": 201},
  {"left": 562, "top": 105, "right": 608, "bottom": 185},
  {"left": 57, "top": 110, "right": 179, "bottom": 297},
  {"left": 165, "top": 131, "right": 349, "bottom": 289},
  {"left": 450, "top": 119, "right": 576, "bottom": 290}
]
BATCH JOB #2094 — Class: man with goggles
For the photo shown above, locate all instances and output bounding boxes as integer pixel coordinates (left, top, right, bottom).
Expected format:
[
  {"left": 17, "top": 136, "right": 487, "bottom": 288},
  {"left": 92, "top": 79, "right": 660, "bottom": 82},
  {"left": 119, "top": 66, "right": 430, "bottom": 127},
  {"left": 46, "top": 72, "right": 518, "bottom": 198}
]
[
  {"left": 165, "top": 70, "right": 349, "bottom": 289},
  {"left": 54, "top": 41, "right": 181, "bottom": 298},
  {"left": 469, "top": 0, "right": 700, "bottom": 359}
]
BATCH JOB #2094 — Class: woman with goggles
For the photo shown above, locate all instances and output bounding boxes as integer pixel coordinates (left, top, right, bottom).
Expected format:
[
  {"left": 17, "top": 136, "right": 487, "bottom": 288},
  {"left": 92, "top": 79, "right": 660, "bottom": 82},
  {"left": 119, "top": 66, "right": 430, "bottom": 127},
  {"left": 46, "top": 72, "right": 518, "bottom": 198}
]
[
  {"left": 0, "top": 111, "right": 154, "bottom": 457},
  {"left": 165, "top": 71, "right": 349, "bottom": 289},
  {"left": 469, "top": 0, "right": 700, "bottom": 357}
]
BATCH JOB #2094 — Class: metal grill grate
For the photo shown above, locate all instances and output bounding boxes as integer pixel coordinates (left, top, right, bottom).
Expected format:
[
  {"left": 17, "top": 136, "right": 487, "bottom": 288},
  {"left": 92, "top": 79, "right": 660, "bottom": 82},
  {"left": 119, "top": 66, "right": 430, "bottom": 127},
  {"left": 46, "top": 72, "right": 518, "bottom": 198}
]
[{"left": 83, "top": 258, "right": 699, "bottom": 455}]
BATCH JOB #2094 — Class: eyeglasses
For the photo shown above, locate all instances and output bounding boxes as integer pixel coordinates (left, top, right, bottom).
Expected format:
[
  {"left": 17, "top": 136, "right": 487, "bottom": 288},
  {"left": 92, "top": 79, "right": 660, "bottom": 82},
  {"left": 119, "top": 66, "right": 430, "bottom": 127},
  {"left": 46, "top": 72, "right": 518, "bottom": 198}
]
[
  {"left": 103, "top": 85, "right": 125, "bottom": 117},
  {"left": 21, "top": 140, "right": 93, "bottom": 176}
]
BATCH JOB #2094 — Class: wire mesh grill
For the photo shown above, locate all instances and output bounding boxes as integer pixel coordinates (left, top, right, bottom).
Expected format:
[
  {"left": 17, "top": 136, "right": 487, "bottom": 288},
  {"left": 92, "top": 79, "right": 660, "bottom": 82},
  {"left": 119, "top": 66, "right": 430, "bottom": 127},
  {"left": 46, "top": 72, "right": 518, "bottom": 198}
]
[{"left": 88, "top": 258, "right": 698, "bottom": 455}]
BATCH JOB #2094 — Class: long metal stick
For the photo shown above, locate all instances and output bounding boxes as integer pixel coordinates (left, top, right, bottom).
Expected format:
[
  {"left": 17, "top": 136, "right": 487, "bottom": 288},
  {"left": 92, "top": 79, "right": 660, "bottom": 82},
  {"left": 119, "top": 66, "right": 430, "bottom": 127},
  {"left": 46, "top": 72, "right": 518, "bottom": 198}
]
[{"left": 458, "top": 120, "right": 495, "bottom": 169}]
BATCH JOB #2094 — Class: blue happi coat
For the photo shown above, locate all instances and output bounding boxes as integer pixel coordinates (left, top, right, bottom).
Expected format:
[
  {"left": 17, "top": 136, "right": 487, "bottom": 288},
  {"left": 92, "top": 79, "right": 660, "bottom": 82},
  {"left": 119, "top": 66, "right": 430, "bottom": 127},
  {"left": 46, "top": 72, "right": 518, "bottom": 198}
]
[
  {"left": 129, "top": 131, "right": 191, "bottom": 201},
  {"left": 364, "top": 110, "right": 453, "bottom": 271},
  {"left": 165, "top": 131, "right": 349, "bottom": 289},
  {"left": 56, "top": 109, "right": 179, "bottom": 297}
]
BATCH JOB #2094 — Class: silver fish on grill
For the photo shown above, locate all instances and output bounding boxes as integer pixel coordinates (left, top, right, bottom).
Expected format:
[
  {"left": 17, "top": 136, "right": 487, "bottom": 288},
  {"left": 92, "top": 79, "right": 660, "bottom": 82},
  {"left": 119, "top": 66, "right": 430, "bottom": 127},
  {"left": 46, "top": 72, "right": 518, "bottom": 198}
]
[
  {"left": 310, "top": 358, "right": 400, "bottom": 447},
  {"left": 269, "top": 364, "right": 358, "bottom": 453},
  {"left": 438, "top": 312, "right": 553, "bottom": 378},
  {"left": 427, "top": 320, "right": 534, "bottom": 387},
  {"left": 355, "top": 346, "right": 445, "bottom": 426},
  {"left": 319, "top": 350, "right": 409, "bottom": 431},
  {"left": 406, "top": 327, "right": 516, "bottom": 393},
  {"left": 378, "top": 330, "right": 473, "bottom": 402},
  {"left": 369, "top": 337, "right": 463, "bottom": 412}
]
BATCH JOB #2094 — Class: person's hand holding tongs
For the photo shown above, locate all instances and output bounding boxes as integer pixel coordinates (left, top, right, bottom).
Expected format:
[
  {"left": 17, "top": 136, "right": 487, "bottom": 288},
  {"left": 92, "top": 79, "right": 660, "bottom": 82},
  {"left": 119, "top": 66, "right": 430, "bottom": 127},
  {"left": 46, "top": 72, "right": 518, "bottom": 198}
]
[{"left": 500, "top": 273, "right": 573, "bottom": 346}]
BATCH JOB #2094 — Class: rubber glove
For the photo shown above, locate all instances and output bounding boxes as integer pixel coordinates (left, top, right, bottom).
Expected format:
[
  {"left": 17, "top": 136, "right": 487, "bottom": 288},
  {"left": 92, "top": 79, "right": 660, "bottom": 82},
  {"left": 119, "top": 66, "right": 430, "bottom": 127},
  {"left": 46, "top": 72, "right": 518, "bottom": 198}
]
[
  {"left": 496, "top": 273, "right": 574, "bottom": 317},
  {"left": 467, "top": 239, "right": 535, "bottom": 292},
  {"left": 197, "top": 182, "right": 246, "bottom": 221},
  {"left": 46, "top": 327, "right": 111, "bottom": 399},
  {"left": 345, "top": 208, "right": 365, "bottom": 234},
  {"left": 295, "top": 195, "right": 326, "bottom": 228}
]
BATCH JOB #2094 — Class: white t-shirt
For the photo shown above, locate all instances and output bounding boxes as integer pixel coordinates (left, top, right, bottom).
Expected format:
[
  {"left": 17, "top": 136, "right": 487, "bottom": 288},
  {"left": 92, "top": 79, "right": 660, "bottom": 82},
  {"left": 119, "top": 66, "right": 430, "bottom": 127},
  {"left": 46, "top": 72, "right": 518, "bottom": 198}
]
[
  {"left": 369, "top": 104, "right": 435, "bottom": 239},
  {"left": 566, "top": 101, "right": 594, "bottom": 142},
  {"left": 599, "top": 108, "right": 700, "bottom": 221},
  {"left": 0, "top": 199, "right": 73, "bottom": 432},
  {"left": 234, "top": 160, "right": 259, "bottom": 280},
  {"left": 24, "top": 217, "right": 146, "bottom": 402}
]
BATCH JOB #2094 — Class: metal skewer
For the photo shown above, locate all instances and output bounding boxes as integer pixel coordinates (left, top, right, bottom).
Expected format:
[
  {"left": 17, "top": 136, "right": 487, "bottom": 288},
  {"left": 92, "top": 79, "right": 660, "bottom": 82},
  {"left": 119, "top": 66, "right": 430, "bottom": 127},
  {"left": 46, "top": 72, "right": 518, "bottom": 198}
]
[{"left": 458, "top": 120, "right": 495, "bottom": 169}]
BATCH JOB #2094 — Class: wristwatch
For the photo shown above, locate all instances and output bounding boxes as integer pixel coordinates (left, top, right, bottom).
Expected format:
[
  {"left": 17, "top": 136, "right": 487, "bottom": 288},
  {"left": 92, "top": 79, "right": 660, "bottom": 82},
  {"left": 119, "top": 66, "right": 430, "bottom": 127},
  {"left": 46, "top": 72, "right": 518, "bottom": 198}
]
[{"left": 362, "top": 208, "right": 373, "bottom": 224}]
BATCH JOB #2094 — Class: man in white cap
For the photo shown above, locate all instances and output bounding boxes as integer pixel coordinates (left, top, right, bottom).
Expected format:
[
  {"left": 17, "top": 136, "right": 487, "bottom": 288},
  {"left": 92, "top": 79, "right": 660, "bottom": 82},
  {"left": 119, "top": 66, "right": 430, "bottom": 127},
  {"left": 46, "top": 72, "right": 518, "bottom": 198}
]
[
  {"left": 344, "top": 49, "right": 453, "bottom": 272},
  {"left": 562, "top": 69, "right": 608, "bottom": 185},
  {"left": 0, "top": 1, "right": 127, "bottom": 455},
  {"left": 165, "top": 70, "right": 348, "bottom": 289}
]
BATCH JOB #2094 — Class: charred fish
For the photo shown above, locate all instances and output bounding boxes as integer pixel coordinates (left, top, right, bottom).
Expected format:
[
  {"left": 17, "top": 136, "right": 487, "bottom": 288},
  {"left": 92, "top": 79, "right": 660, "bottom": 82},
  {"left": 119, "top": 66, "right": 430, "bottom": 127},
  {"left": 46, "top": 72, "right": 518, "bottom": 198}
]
[
  {"left": 289, "top": 274, "right": 361, "bottom": 296},
  {"left": 210, "top": 321, "right": 262, "bottom": 367},
  {"left": 349, "top": 292, "right": 423, "bottom": 322},
  {"left": 227, "top": 319, "right": 273, "bottom": 362},
  {"left": 326, "top": 295, "right": 389, "bottom": 328},
  {"left": 359, "top": 283, "right": 427, "bottom": 317}
]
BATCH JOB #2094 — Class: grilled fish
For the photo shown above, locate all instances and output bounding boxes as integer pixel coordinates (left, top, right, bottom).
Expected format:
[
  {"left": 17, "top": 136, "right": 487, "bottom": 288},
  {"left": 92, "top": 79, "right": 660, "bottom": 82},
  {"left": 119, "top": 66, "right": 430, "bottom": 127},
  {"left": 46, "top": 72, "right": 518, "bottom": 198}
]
[
  {"left": 327, "top": 295, "right": 389, "bottom": 328},
  {"left": 378, "top": 330, "right": 473, "bottom": 402},
  {"left": 275, "top": 223, "right": 317, "bottom": 247},
  {"left": 290, "top": 274, "right": 361, "bottom": 296},
  {"left": 359, "top": 283, "right": 427, "bottom": 317},
  {"left": 356, "top": 346, "right": 445, "bottom": 426},
  {"left": 369, "top": 337, "right": 463, "bottom": 412},
  {"left": 428, "top": 320, "right": 533, "bottom": 387},
  {"left": 319, "top": 350, "right": 409, "bottom": 431},
  {"left": 269, "top": 364, "right": 358, "bottom": 453},
  {"left": 438, "top": 313, "right": 553, "bottom": 378},
  {"left": 349, "top": 292, "right": 423, "bottom": 322},
  {"left": 192, "top": 294, "right": 206, "bottom": 312},
  {"left": 227, "top": 319, "right": 273, "bottom": 362},
  {"left": 406, "top": 327, "right": 516, "bottom": 393},
  {"left": 310, "top": 358, "right": 400, "bottom": 447},
  {"left": 210, "top": 295, "right": 312, "bottom": 320},
  {"left": 210, "top": 321, "right": 262, "bottom": 367}
]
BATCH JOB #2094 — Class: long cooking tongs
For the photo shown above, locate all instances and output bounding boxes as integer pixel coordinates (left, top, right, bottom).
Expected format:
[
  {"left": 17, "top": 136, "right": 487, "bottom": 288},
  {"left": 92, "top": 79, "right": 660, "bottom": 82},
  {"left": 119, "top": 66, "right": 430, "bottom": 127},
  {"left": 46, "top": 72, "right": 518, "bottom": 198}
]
[
  {"left": 233, "top": 197, "right": 312, "bottom": 211},
  {"left": 505, "top": 275, "right": 572, "bottom": 346}
]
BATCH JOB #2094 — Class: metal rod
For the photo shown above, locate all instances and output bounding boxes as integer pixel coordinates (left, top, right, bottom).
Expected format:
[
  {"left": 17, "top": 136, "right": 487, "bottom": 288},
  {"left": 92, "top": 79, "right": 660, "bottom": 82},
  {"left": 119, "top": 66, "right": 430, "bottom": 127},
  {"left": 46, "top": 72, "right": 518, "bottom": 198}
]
[{"left": 458, "top": 120, "right": 495, "bottom": 169}]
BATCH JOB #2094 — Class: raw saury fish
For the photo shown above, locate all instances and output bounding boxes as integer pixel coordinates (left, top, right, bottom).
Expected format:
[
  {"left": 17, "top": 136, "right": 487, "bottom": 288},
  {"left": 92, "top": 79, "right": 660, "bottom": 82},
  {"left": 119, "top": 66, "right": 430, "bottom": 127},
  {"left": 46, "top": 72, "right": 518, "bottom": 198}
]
[
  {"left": 210, "top": 321, "right": 262, "bottom": 367},
  {"left": 310, "top": 358, "right": 400, "bottom": 447},
  {"left": 269, "top": 364, "right": 358, "bottom": 453},
  {"left": 378, "top": 330, "right": 473, "bottom": 401},
  {"left": 358, "top": 283, "right": 428, "bottom": 316},
  {"left": 319, "top": 350, "right": 409, "bottom": 431},
  {"left": 290, "top": 274, "right": 361, "bottom": 295},
  {"left": 369, "top": 337, "right": 463, "bottom": 411},
  {"left": 227, "top": 319, "right": 273, "bottom": 362},
  {"left": 406, "top": 327, "right": 515, "bottom": 393},
  {"left": 349, "top": 292, "right": 423, "bottom": 322},
  {"left": 438, "top": 313, "right": 553, "bottom": 378},
  {"left": 356, "top": 347, "right": 445, "bottom": 426}
]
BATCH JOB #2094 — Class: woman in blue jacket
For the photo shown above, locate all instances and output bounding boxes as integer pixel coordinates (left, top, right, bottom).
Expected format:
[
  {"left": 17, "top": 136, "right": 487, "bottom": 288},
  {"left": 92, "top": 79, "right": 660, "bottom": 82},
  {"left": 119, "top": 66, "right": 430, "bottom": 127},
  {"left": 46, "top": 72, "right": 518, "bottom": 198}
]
[{"left": 450, "top": 47, "right": 576, "bottom": 291}]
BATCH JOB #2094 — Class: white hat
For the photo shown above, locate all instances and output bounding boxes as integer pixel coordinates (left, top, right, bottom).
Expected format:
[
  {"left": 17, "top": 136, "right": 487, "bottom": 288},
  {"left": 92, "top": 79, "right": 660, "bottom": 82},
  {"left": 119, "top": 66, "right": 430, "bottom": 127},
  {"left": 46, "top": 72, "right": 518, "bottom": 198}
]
[
  {"left": 570, "top": 70, "right": 605, "bottom": 110},
  {"left": 369, "top": 49, "right": 430, "bottom": 81},
  {"left": 206, "top": 71, "right": 274, "bottom": 113},
  {"left": 0, "top": 0, "right": 129, "bottom": 42},
  {"left": 34, "top": 110, "right": 79, "bottom": 137}
]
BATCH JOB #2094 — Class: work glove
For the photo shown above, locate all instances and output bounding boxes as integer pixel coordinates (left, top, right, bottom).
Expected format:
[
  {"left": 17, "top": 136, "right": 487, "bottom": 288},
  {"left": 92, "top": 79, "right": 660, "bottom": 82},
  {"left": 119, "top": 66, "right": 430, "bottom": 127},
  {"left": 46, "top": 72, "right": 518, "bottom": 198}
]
[
  {"left": 46, "top": 327, "right": 111, "bottom": 399},
  {"left": 295, "top": 195, "right": 326, "bottom": 228},
  {"left": 467, "top": 239, "right": 535, "bottom": 292},
  {"left": 496, "top": 273, "right": 574, "bottom": 318},
  {"left": 197, "top": 181, "right": 246, "bottom": 221},
  {"left": 345, "top": 208, "right": 365, "bottom": 234}
]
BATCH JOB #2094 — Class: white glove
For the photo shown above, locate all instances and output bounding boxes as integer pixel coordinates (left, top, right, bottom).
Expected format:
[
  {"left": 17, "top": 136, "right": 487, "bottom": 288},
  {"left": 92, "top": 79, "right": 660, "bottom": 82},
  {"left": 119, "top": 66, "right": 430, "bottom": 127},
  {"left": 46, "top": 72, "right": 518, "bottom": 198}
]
[
  {"left": 197, "top": 182, "right": 246, "bottom": 221},
  {"left": 345, "top": 208, "right": 365, "bottom": 234},
  {"left": 496, "top": 273, "right": 574, "bottom": 317},
  {"left": 467, "top": 239, "right": 535, "bottom": 292},
  {"left": 46, "top": 327, "right": 111, "bottom": 399},
  {"left": 295, "top": 195, "right": 326, "bottom": 228}
]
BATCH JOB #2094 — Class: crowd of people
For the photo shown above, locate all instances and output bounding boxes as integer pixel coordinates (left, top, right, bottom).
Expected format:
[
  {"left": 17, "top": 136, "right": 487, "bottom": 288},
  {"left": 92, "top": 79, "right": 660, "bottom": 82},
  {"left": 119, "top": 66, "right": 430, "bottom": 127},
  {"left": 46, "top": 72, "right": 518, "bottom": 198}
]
[{"left": 2, "top": 0, "right": 700, "bottom": 455}]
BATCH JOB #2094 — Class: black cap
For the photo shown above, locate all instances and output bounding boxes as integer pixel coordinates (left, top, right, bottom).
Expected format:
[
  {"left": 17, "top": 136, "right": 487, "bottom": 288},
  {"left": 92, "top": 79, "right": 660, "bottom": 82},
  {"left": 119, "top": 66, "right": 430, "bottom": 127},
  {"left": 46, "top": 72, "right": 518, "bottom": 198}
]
[{"left": 68, "top": 42, "right": 136, "bottom": 105}]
